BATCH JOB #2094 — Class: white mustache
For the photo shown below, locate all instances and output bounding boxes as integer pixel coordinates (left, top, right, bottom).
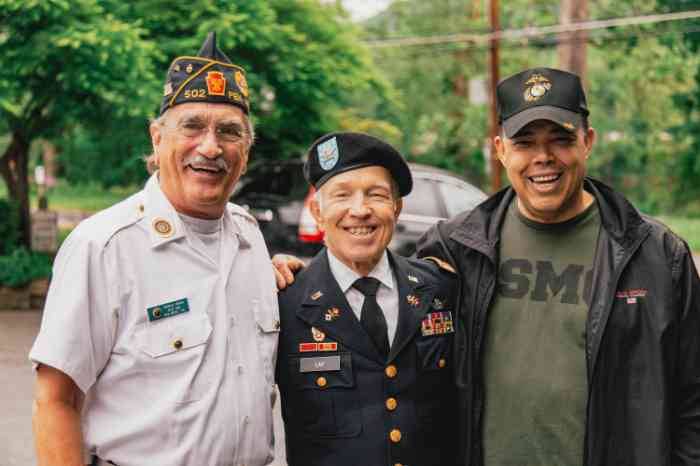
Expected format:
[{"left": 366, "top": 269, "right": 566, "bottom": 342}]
[{"left": 183, "top": 154, "right": 230, "bottom": 173}]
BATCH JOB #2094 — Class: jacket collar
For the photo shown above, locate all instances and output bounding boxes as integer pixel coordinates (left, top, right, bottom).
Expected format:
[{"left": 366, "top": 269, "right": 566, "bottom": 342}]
[
  {"left": 449, "top": 177, "right": 649, "bottom": 257},
  {"left": 296, "top": 249, "right": 437, "bottom": 364}
]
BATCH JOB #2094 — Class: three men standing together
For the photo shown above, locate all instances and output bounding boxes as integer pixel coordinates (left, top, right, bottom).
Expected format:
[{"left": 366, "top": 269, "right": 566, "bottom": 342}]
[{"left": 29, "top": 31, "right": 700, "bottom": 466}]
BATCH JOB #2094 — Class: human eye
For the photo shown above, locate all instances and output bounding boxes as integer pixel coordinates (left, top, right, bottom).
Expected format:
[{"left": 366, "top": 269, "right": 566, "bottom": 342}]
[
  {"left": 217, "top": 123, "right": 244, "bottom": 141},
  {"left": 512, "top": 139, "right": 532, "bottom": 148},
  {"left": 180, "top": 119, "right": 205, "bottom": 136}
]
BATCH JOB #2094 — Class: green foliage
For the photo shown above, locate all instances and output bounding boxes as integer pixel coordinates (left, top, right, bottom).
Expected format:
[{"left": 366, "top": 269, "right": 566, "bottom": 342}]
[
  {"left": 359, "top": 0, "right": 700, "bottom": 209},
  {"left": 0, "top": 248, "right": 52, "bottom": 288},
  {"left": 0, "top": 199, "right": 19, "bottom": 255},
  {"left": 655, "top": 216, "right": 700, "bottom": 251}
]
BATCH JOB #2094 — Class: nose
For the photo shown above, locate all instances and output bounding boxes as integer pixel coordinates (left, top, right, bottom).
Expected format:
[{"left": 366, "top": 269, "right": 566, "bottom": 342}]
[
  {"left": 348, "top": 193, "right": 371, "bottom": 217},
  {"left": 532, "top": 143, "right": 555, "bottom": 165},
  {"left": 197, "top": 128, "right": 222, "bottom": 158}
]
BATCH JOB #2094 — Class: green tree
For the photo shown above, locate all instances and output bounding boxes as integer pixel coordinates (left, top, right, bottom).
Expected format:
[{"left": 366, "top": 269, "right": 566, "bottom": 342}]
[{"left": 0, "top": 0, "right": 156, "bottom": 247}]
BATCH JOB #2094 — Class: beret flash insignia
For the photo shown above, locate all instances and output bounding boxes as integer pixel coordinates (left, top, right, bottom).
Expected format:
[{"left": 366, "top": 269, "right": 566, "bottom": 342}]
[{"left": 523, "top": 74, "right": 552, "bottom": 102}]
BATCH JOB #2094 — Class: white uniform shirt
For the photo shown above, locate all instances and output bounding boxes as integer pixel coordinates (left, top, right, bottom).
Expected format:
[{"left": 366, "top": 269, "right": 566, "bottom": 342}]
[
  {"left": 326, "top": 249, "right": 399, "bottom": 345},
  {"left": 30, "top": 174, "right": 280, "bottom": 466}
]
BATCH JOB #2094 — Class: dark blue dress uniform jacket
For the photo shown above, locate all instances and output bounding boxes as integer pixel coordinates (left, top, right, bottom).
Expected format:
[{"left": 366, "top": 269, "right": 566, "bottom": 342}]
[{"left": 276, "top": 249, "right": 459, "bottom": 466}]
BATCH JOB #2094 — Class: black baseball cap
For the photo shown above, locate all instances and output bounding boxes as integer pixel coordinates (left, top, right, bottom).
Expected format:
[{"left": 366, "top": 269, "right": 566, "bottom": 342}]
[
  {"left": 303, "top": 132, "right": 412, "bottom": 196},
  {"left": 497, "top": 67, "right": 589, "bottom": 138}
]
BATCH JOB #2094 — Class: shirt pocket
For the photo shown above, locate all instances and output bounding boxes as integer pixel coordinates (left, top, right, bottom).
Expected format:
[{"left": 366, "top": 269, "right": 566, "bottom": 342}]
[
  {"left": 415, "top": 333, "right": 453, "bottom": 371},
  {"left": 286, "top": 352, "right": 362, "bottom": 438},
  {"left": 133, "top": 312, "right": 213, "bottom": 402},
  {"left": 253, "top": 299, "right": 280, "bottom": 384}
]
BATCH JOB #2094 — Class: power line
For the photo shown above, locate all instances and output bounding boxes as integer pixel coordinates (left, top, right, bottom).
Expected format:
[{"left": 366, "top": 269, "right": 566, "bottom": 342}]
[{"left": 366, "top": 9, "right": 700, "bottom": 48}]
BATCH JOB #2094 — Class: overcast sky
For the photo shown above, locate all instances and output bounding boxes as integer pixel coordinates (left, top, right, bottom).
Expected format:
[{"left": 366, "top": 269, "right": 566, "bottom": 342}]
[{"left": 340, "top": 0, "right": 392, "bottom": 21}]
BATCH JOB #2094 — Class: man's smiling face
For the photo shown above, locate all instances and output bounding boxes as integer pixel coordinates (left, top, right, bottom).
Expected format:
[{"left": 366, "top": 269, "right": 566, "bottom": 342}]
[
  {"left": 495, "top": 119, "right": 596, "bottom": 223},
  {"left": 150, "top": 102, "right": 251, "bottom": 219},
  {"left": 311, "top": 165, "right": 402, "bottom": 276}
]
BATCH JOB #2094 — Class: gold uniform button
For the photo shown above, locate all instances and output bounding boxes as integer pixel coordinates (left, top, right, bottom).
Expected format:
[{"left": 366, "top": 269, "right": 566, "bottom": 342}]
[
  {"left": 389, "top": 429, "right": 402, "bottom": 443},
  {"left": 385, "top": 365, "right": 397, "bottom": 378},
  {"left": 395, "top": 464, "right": 403, "bottom": 466},
  {"left": 386, "top": 397, "right": 397, "bottom": 411},
  {"left": 173, "top": 339, "right": 183, "bottom": 350},
  {"left": 316, "top": 376, "right": 327, "bottom": 388},
  {"left": 439, "top": 358, "right": 446, "bottom": 368}
]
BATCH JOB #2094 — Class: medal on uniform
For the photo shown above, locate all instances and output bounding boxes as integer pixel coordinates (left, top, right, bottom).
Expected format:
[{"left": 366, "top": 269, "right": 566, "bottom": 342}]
[
  {"left": 421, "top": 311, "right": 454, "bottom": 336},
  {"left": 311, "top": 327, "right": 325, "bottom": 342},
  {"left": 325, "top": 307, "right": 340, "bottom": 321},
  {"left": 407, "top": 294, "right": 420, "bottom": 307}
]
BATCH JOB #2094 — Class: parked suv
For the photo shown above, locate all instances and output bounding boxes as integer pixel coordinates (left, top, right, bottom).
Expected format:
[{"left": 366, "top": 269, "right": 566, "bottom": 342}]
[{"left": 233, "top": 159, "right": 487, "bottom": 257}]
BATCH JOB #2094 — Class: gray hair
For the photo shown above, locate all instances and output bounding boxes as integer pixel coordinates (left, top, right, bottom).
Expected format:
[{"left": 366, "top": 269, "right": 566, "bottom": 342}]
[{"left": 144, "top": 109, "right": 255, "bottom": 174}]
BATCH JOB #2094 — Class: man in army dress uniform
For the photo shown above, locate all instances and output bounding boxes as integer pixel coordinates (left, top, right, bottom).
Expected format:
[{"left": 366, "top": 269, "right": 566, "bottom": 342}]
[{"left": 275, "top": 132, "right": 459, "bottom": 466}]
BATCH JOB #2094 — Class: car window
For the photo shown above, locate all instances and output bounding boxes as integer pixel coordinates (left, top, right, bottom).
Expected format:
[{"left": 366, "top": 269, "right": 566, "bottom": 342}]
[
  {"left": 401, "top": 177, "right": 444, "bottom": 217},
  {"left": 439, "top": 180, "right": 487, "bottom": 217}
]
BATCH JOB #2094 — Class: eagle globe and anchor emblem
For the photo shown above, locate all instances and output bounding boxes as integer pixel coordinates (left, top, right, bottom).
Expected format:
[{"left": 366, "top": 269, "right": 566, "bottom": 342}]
[{"left": 523, "top": 74, "right": 552, "bottom": 102}]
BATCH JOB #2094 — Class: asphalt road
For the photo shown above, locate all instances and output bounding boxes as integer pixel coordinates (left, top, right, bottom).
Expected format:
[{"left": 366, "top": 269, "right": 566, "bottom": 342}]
[{"left": 0, "top": 310, "right": 287, "bottom": 466}]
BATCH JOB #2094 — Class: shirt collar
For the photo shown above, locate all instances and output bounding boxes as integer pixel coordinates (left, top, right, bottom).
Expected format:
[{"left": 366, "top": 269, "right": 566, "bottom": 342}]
[{"left": 327, "top": 249, "right": 394, "bottom": 293}]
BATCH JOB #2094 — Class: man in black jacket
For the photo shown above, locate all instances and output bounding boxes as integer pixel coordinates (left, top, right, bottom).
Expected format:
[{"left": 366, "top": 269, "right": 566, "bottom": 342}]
[
  {"left": 416, "top": 67, "right": 700, "bottom": 466},
  {"left": 276, "top": 132, "right": 459, "bottom": 466}
]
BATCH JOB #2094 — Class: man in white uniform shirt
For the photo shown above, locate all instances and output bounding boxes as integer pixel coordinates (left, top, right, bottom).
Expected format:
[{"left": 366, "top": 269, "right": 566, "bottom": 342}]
[{"left": 30, "top": 33, "right": 280, "bottom": 466}]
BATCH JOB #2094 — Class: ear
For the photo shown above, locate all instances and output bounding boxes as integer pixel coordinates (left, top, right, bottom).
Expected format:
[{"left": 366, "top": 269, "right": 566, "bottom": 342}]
[
  {"left": 310, "top": 197, "right": 324, "bottom": 230},
  {"left": 584, "top": 127, "right": 596, "bottom": 159},
  {"left": 149, "top": 123, "right": 162, "bottom": 166},
  {"left": 393, "top": 198, "right": 403, "bottom": 220},
  {"left": 494, "top": 135, "right": 507, "bottom": 166}
]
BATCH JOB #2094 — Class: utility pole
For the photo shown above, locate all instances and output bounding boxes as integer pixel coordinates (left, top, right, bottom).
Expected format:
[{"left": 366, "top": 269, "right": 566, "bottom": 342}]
[
  {"left": 489, "top": 0, "right": 502, "bottom": 192},
  {"left": 558, "top": 0, "right": 588, "bottom": 79}
]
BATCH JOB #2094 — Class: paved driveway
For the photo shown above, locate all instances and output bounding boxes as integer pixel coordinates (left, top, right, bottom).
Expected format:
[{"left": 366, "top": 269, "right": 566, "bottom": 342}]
[{"left": 0, "top": 310, "right": 287, "bottom": 466}]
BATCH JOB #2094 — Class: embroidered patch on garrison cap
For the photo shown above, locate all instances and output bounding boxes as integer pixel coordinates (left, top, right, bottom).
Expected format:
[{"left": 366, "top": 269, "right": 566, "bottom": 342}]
[
  {"left": 206, "top": 71, "right": 226, "bottom": 96},
  {"left": 147, "top": 298, "right": 190, "bottom": 322},
  {"left": 317, "top": 137, "right": 339, "bottom": 171}
]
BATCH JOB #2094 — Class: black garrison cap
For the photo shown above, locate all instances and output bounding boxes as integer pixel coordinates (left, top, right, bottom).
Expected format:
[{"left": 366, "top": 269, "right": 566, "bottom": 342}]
[
  {"left": 159, "top": 32, "right": 249, "bottom": 115},
  {"left": 304, "top": 132, "right": 413, "bottom": 196},
  {"left": 497, "top": 67, "right": 589, "bottom": 138}
]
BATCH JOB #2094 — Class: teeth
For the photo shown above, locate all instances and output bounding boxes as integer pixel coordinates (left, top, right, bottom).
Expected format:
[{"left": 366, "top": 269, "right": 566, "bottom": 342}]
[
  {"left": 191, "top": 166, "right": 220, "bottom": 173},
  {"left": 347, "top": 226, "right": 374, "bottom": 236},
  {"left": 531, "top": 174, "right": 559, "bottom": 182}
]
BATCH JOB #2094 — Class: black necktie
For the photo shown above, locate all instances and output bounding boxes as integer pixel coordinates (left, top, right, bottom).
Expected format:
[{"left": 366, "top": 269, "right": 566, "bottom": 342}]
[{"left": 352, "top": 277, "right": 390, "bottom": 359}]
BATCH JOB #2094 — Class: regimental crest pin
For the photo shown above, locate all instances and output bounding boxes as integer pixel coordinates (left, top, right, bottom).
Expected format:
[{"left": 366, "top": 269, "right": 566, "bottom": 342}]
[
  {"left": 317, "top": 137, "right": 339, "bottom": 171},
  {"left": 152, "top": 218, "right": 174, "bottom": 238},
  {"left": 311, "top": 327, "right": 325, "bottom": 342},
  {"left": 408, "top": 275, "right": 419, "bottom": 283},
  {"left": 432, "top": 297, "right": 445, "bottom": 310},
  {"left": 325, "top": 307, "right": 340, "bottom": 321},
  {"left": 186, "top": 63, "right": 193, "bottom": 74},
  {"left": 523, "top": 74, "right": 552, "bottom": 102},
  {"left": 407, "top": 294, "right": 420, "bottom": 307},
  {"left": 206, "top": 71, "right": 227, "bottom": 96},
  {"left": 311, "top": 291, "right": 323, "bottom": 301}
]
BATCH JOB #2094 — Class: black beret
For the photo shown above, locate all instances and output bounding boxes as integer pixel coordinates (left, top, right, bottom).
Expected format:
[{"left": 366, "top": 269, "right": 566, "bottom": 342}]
[
  {"left": 160, "top": 32, "right": 249, "bottom": 115},
  {"left": 303, "top": 132, "right": 412, "bottom": 196},
  {"left": 497, "top": 67, "right": 589, "bottom": 137}
]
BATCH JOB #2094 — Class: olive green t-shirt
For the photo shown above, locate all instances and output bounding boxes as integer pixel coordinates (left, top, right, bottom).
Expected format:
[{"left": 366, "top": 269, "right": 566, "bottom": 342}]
[{"left": 483, "top": 199, "right": 600, "bottom": 466}]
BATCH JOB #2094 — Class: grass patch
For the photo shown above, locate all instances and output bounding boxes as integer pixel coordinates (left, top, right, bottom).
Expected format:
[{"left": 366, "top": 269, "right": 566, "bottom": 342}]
[
  {"left": 0, "top": 180, "right": 138, "bottom": 213},
  {"left": 656, "top": 216, "right": 700, "bottom": 251}
]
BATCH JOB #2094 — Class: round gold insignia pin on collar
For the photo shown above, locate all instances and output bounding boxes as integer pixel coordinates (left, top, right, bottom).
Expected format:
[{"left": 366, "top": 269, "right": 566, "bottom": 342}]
[{"left": 153, "top": 218, "right": 174, "bottom": 238}]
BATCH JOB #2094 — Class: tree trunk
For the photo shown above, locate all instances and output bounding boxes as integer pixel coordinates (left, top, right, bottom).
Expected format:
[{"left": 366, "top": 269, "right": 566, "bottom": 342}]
[
  {"left": 558, "top": 0, "right": 588, "bottom": 80},
  {"left": 0, "top": 131, "right": 32, "bottom": 248}
]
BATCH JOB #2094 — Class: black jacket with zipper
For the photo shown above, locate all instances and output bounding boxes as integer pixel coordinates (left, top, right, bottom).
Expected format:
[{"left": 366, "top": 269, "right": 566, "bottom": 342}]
[{"left": 416, "top": 177, "right": 700, "bottom": 466}]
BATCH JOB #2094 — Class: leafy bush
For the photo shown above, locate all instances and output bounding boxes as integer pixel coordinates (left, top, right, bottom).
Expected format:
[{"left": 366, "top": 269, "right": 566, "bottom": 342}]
[
  {"left": 0, "top": 199, "right": 19, "bottom": 255},
  {"left": 0, "top": 248, "right": 52, "bottom": 288}
]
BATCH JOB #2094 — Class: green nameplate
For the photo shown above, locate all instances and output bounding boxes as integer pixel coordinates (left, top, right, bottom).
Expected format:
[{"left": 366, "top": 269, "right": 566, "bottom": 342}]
[{"left": 147, "top": 298, "right": 190, "bottom": 322}]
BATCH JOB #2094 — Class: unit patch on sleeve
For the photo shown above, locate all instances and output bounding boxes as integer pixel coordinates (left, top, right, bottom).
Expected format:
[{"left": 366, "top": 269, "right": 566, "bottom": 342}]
[{"left": 421, "top": 311, "right": 454, "bottom": 336}]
